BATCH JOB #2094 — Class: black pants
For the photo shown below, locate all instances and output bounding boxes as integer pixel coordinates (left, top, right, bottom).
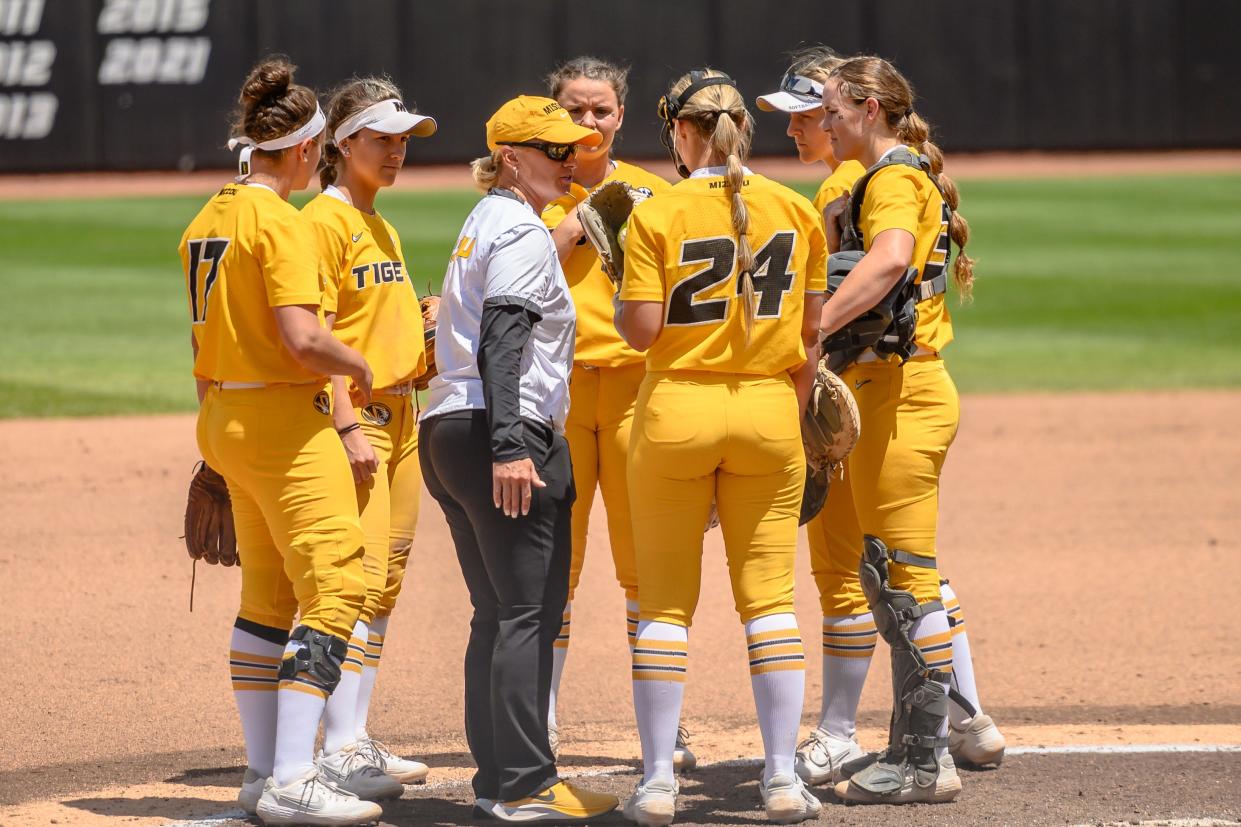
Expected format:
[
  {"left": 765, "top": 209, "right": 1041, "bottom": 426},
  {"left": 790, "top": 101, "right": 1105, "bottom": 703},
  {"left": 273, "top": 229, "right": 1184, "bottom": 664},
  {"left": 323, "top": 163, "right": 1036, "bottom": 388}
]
[{"left": 419, "top": 409, "right": 573, "bottom": 802}]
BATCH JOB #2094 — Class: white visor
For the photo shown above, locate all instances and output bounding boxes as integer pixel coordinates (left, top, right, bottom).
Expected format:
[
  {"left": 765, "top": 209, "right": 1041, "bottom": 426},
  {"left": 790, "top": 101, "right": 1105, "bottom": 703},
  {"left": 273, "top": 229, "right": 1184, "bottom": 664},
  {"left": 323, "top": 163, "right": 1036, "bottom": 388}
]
[
  {"left": 228, "top": 104, "right": 326, "bottom": 178},
  {"left": 755, "top": 73, "right": 824, "bottom": 113},
  {"left": 333, "top": 99, "right": 437, "bottom": 144}
]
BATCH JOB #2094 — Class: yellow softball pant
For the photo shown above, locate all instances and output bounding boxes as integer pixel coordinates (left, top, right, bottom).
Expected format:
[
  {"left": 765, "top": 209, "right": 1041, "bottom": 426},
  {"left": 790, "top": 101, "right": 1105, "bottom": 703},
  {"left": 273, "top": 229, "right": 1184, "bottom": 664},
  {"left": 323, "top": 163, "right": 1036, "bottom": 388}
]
[
  {"left": 349, "top": 390, "right": 421, "bottom": 622},
  {"left": 564, "top": 361, "right": 645, "bottom": 602},
  {"left": 841, "top": 355, "right": 960, "bottom": 604},
  {"left": 197, "top": 383, "right": 366, "bottom": 641},
  {"left": 628, "top": 371, "right": 805, "bottom": 627},
  {"left": 806, "top": 456, "right": 867, "bottom": 615}
]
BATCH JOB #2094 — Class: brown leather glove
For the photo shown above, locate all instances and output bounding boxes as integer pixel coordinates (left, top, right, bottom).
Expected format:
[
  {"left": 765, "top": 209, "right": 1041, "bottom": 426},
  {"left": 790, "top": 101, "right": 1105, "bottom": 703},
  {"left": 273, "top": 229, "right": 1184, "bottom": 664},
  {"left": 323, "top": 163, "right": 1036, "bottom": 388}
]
[{"left": 184, "top": 461, "right": 238, "bottom": 566}]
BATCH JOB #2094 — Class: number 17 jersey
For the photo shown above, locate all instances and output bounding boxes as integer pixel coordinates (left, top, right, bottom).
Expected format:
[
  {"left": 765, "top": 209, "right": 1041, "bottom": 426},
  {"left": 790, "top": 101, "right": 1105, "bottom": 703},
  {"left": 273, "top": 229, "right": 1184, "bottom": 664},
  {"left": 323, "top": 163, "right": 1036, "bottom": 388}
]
[{"left": 620, "top": 172, "right": 826, "bottom": 376}]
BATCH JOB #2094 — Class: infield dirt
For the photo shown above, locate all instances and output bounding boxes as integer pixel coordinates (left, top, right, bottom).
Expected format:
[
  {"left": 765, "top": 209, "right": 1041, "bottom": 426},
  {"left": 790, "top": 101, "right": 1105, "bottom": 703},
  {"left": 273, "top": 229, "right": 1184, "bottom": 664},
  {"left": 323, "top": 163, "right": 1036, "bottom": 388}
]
[{"left": 2, "top": 390, "right": 1239, "bottom": 825}]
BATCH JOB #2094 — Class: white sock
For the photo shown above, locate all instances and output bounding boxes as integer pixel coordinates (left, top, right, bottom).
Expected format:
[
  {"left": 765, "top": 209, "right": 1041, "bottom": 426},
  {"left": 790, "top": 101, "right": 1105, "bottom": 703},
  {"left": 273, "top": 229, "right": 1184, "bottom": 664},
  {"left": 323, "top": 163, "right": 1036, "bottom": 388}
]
[
  {"left": 910, "top": 608, "right": 953, "bottom": 760},
  {"left": 229, "top": 624, "right": 285, "bottom": 777},
  {"left": 355, "top": 615, "right": 388, "bottom": 741},
  {"left": 745, "top": 613, "right": 806, "bottom": 784},
  {"left": 549, "top": 602, "right": 571, "bottom": 730},
  {"left": 632, "top": 620, "right": 688, "bottom": 785},
  {"left": 940, "top": 581, "right": 984, "bottom": 727},
  {"left": 818, "top": 613, "right": 876, "bottom": 741},
  {"left": 272, "top": 635, "right": 331, "bottom": 786},
  {"left": 322, "top": 619, "right": 367, "bottom": 754}
]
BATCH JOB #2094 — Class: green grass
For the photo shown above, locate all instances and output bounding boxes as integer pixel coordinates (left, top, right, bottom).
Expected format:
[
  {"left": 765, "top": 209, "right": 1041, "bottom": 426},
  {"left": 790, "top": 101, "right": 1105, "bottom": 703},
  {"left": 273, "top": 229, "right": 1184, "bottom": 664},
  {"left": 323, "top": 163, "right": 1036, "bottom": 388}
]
[{"left": 1, "top": 174, "right": 1238, "bottom": 417}]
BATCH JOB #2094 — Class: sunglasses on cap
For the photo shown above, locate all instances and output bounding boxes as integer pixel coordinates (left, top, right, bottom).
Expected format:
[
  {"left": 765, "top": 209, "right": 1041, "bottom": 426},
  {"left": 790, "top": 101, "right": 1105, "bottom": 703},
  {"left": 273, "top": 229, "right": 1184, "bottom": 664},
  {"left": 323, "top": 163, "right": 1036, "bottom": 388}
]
[
  {"left": 779, "top": 72, "right": 824, "bottom": 100},
  {"left": 497, "top": 141, "right": 577, "bottom": 161}
]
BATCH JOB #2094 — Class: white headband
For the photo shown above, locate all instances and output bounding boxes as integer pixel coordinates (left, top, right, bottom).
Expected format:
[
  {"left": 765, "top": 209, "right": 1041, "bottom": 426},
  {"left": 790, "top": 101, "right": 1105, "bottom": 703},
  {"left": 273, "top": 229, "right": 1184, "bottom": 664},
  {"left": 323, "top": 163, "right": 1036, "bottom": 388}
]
[
  {"left": 333, "top": 98, "right": 437, "bottom": 144},
  {"left": 227, "top": 104, "right": 326, "bottom": 178}
]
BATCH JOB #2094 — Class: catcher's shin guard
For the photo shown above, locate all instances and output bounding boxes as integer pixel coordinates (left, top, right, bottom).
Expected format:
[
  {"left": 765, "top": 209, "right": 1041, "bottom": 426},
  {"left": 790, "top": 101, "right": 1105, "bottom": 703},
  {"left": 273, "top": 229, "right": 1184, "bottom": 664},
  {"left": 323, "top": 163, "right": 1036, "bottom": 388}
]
[
  {"left": 277, "top": 625, "right": 349, "bottom": 694},
  {"left": 844, "top": 535, "right": 953, "bottom": 802}
]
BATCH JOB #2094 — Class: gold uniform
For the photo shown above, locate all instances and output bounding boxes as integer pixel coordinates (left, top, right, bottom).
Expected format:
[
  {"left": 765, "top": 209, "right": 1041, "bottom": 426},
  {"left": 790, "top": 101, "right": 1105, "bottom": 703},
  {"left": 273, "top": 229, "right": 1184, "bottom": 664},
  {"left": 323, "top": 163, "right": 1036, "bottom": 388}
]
[
  {"left": 620, "top": 172, "right": 827, "bottom": 626},
  {"left": 303, "top": 191, "right": 427, "bottom": 624},
  {"left": 542, "top": 160, "right": 670, "bottom": 604},
  {"left": 838, "top": 152, "right": 958, "bottom": 605},
  {"left": 182, "top": 182, "right": 365, "bottom": 642}
]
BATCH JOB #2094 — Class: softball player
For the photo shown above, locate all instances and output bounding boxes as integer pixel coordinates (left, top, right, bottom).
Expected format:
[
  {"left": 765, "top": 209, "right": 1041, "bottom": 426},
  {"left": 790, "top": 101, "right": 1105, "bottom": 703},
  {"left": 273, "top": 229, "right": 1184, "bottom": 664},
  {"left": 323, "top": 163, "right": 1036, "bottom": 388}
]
[
  {"left": 538, "top": 56, "right": 690, "bottom": 766},
  {"left": 182, "top": 57, "right": 380, "bottom": 825},
  {"left": 301, "top": 76, "right": 438, "bottom": 800},
  {"left": 757, "top": 47, "right": 874, "bottom": 784},
  {"left": 615, "top": 69, "right": 825, "bottom": 825},
  {"left": 816, "top": 55, "right": 1001, "bottom": 804}
]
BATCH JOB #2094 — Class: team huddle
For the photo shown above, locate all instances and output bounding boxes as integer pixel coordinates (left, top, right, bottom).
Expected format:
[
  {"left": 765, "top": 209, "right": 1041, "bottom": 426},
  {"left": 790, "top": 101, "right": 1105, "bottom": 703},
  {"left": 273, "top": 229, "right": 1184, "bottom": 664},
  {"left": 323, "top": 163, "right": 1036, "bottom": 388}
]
[{"left": 179, "top": 46, "right": 1002, "bottom": 827}]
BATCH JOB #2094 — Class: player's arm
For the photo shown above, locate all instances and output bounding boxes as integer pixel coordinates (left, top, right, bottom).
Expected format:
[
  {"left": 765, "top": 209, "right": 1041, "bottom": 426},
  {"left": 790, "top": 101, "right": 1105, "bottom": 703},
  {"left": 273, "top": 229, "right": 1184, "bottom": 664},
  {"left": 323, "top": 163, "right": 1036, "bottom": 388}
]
[
  {"left": 272, "top": 304, "right": 373, "bottom": 404},
  {"left": 614, "top": 206, "right": 664, "bottom": 350},
  {"left": 190, "top": 334, "right": 209, "bottom": 404},
  {"left": 324, "top": 312, "right": 378, "bottom": 485},
  {"left": 549, "top": 208, "right": 586, "bottom": 264},
  {"left": 792, "top": 293, "right": 825, "bottom": 413},
  {"left": 819, "top": 228, "right": 914, "bottom": 337}
]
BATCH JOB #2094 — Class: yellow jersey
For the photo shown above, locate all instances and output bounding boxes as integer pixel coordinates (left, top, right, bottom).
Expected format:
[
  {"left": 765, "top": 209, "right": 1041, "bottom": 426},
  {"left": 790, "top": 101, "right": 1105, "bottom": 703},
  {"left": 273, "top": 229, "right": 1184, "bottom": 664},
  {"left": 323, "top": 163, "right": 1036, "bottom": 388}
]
[
  {"left": 302, "top": 190, "right": 426, "bottom": 389},
  {"left": 621, "top": 171, "right": 827, "bottom": 376},
  {"left": 180, "top": 183, "right": 324, "bottom": 384},
  {"left": 857, "top": 155, "right": 953, "bottom": 353},
  {"left": 542, "top": 160, "right": 671, "bottom": 367},
  {"left": 812, "top": 159, "right": 866, "bottom": 214}
]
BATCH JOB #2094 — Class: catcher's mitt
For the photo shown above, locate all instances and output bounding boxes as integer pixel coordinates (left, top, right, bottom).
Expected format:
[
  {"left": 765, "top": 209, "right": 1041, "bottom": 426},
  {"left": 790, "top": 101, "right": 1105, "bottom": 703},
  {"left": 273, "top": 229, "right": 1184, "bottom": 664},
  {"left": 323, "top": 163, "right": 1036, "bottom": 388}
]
[
  {"left": 801, "top": 360, "right": 861, "bottom": 479},
  {"left": 184, "top": 461, "right": 237, "bottom": 566},
  {"left": 578, "top": 180, "right": 648, "bottom": 288},
  {"left": 413, "top": 294, "right": 440, "bottom": 392}
]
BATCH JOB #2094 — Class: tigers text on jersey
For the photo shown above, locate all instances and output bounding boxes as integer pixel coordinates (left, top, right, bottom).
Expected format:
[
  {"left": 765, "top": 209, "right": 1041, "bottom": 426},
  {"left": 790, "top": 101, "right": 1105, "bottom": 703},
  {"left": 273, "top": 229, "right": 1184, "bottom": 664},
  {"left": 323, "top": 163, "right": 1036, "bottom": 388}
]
[
  {"left": 857, "top": 154, "right": 953, "bottom": 353},
  {"left": 813, "top": 159, "right": 865, "bottom": 214},
  {"left": 542, "top": 160, "right": 671, "bottom": 367},
  {"left": 180, "top": 183, "right": 323, "bottom": 384},
  {"left": 302, "top": 188, "right": 427, "bottom": 390},
  {"left": 620, "top": 171, "right": 827, "bottom": 376}
]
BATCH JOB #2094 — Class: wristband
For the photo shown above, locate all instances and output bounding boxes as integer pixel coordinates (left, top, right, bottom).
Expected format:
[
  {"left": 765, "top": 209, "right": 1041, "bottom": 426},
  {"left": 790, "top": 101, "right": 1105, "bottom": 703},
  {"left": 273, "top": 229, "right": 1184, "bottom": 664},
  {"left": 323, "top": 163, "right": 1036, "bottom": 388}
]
[{"left": 337, "top": 422, "right": 362, "bottom": 437}]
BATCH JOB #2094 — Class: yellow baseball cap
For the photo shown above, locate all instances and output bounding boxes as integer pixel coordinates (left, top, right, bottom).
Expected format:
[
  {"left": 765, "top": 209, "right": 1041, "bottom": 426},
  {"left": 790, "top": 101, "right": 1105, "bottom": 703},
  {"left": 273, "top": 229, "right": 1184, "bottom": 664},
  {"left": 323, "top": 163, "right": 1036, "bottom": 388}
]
[{"left": 486, "top": 95, "right": 603, "bottom": 150}]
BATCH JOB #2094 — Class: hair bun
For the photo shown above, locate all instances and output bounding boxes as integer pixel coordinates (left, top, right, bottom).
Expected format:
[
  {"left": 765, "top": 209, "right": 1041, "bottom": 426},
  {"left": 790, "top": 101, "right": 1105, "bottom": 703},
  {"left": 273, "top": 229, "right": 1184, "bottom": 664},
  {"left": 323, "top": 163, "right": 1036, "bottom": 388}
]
[{"left": 241, "top": 57, "right": 296, "bottom": 107}]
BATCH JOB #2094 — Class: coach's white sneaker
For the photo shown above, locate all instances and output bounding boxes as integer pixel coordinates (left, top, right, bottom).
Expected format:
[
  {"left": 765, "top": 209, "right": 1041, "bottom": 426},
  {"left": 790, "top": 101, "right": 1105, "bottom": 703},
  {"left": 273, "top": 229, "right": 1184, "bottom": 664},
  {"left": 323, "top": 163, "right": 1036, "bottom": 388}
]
[
  {"left": 356, "top": 736, "right": 430, "bottom": 784},
  {"left": 317, "top": 744, "right": 405, "bottom": 801},
  {"left": 673, "top": 726, "right": 696, "bottom": 773},
  {"left": 760, "top": 772, "right": 821, "bottom": 824},
  {"left": 255, "top": 770, "right": 383, "bottom": 825},
  {"left": 949, "top": 713, "right": 1006, "bottom": 766},
  {"left": 794, "top": 728, "right": 864, "bottom": 785},
  {"left": 623, "top": 778, "right": 677, "bottom": 826},
  {"left": 238, "top": 767, "right": 267, "bottom": 815}
]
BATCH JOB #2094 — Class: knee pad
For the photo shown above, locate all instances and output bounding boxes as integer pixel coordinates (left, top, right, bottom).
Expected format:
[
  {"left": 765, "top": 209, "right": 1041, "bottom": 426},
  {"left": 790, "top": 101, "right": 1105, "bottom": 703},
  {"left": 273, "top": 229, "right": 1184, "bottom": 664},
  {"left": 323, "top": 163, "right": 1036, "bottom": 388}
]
[
  {"left": 277, "top": 625, "right": 348, "bottom": 693},
  {"left": 859, "top": 535, "right": 942, "bottom": 655}
]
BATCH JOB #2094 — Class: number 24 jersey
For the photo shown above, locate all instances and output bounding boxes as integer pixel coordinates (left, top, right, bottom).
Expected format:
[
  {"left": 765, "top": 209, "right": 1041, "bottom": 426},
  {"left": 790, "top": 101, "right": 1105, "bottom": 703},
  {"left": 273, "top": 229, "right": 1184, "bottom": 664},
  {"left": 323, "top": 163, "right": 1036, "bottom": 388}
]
[{"left": 620, "top": 172, "right": 826, "bottom": 376}]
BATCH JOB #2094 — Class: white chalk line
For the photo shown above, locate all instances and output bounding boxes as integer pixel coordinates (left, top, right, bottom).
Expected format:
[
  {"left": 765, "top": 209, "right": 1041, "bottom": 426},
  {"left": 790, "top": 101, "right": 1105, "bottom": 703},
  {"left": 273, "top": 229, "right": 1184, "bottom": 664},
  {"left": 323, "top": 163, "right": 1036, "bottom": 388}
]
[{"left": 163, "top": 743, "right": 1241, "bottom": 827}]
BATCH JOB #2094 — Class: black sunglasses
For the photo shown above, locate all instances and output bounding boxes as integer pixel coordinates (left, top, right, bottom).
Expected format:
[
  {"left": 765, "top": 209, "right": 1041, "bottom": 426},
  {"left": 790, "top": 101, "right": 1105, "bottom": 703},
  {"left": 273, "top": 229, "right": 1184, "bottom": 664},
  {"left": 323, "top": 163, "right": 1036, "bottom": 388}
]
[{"left": 498, "top": 141, "right": 577, "bottom": 161}]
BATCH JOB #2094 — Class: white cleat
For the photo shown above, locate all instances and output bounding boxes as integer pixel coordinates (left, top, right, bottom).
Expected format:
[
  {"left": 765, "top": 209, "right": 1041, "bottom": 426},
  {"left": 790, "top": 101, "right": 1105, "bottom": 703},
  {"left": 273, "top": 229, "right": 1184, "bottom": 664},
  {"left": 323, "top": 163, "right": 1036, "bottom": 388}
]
[
  {"left": 548, "top": 725, "right": 561, "bottom": 760},
  {"left": 474, "top": 797, "right": 499, "bottom": 820},
  {"left": 760, "top": 772, "right": 822, "bottom": 824},
  {"left": 318, "top": 744, "right": 405, "bottom": 801},
  {"left": 794, "top": 728, "right": 865, "bottom": 785},
  {"left": 949, "top": 713, "right": 1006, "bottom": 766},
  {"left": 673, "top": 726, "right": 696, "bottom": 773},
  {"left": 238, "top": 767, "right": 267, "bottom": 815},
  {"left": 623, "top": 778, "right": 678, "bottom": 826},
  {"left": 356, "top": 736, "right": 430, "bottom": 784},
  {"left": 255, "top": 770, "right": 383, "bottom": 826}
]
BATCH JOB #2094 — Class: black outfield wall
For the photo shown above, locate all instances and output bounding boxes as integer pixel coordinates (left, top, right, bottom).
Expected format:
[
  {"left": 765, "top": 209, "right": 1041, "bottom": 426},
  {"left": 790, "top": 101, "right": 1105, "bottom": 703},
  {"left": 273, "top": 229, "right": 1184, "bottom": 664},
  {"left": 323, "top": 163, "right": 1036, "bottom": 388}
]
[{"left": 1, "top": 0, "right": 1237, "bottom": 172}]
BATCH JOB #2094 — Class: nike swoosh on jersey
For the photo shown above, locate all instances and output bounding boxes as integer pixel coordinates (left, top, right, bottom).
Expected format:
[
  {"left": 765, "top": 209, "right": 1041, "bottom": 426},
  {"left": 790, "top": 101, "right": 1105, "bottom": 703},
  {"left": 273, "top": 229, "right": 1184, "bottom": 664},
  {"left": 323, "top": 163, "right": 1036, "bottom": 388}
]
[
  {"left": 352, "top": 231, "right": 364, "bottom": 242},
  {"left": 854, "top": 379, "right": 872, "bottom": 390}
]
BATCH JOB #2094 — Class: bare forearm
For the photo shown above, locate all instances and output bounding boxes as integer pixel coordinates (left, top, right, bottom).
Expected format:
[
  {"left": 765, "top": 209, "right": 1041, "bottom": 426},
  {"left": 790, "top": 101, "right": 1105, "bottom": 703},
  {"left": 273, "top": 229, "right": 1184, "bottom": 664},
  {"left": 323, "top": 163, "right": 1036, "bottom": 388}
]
[
  {"left": 551, "top": 214, "right": 584, "bottom": 264},
  {"left": 330, "top": 375, "right": 356, "bottom": 429},
  {"left": 792, "top": 339, "right": 820, "bottom": 414}
]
